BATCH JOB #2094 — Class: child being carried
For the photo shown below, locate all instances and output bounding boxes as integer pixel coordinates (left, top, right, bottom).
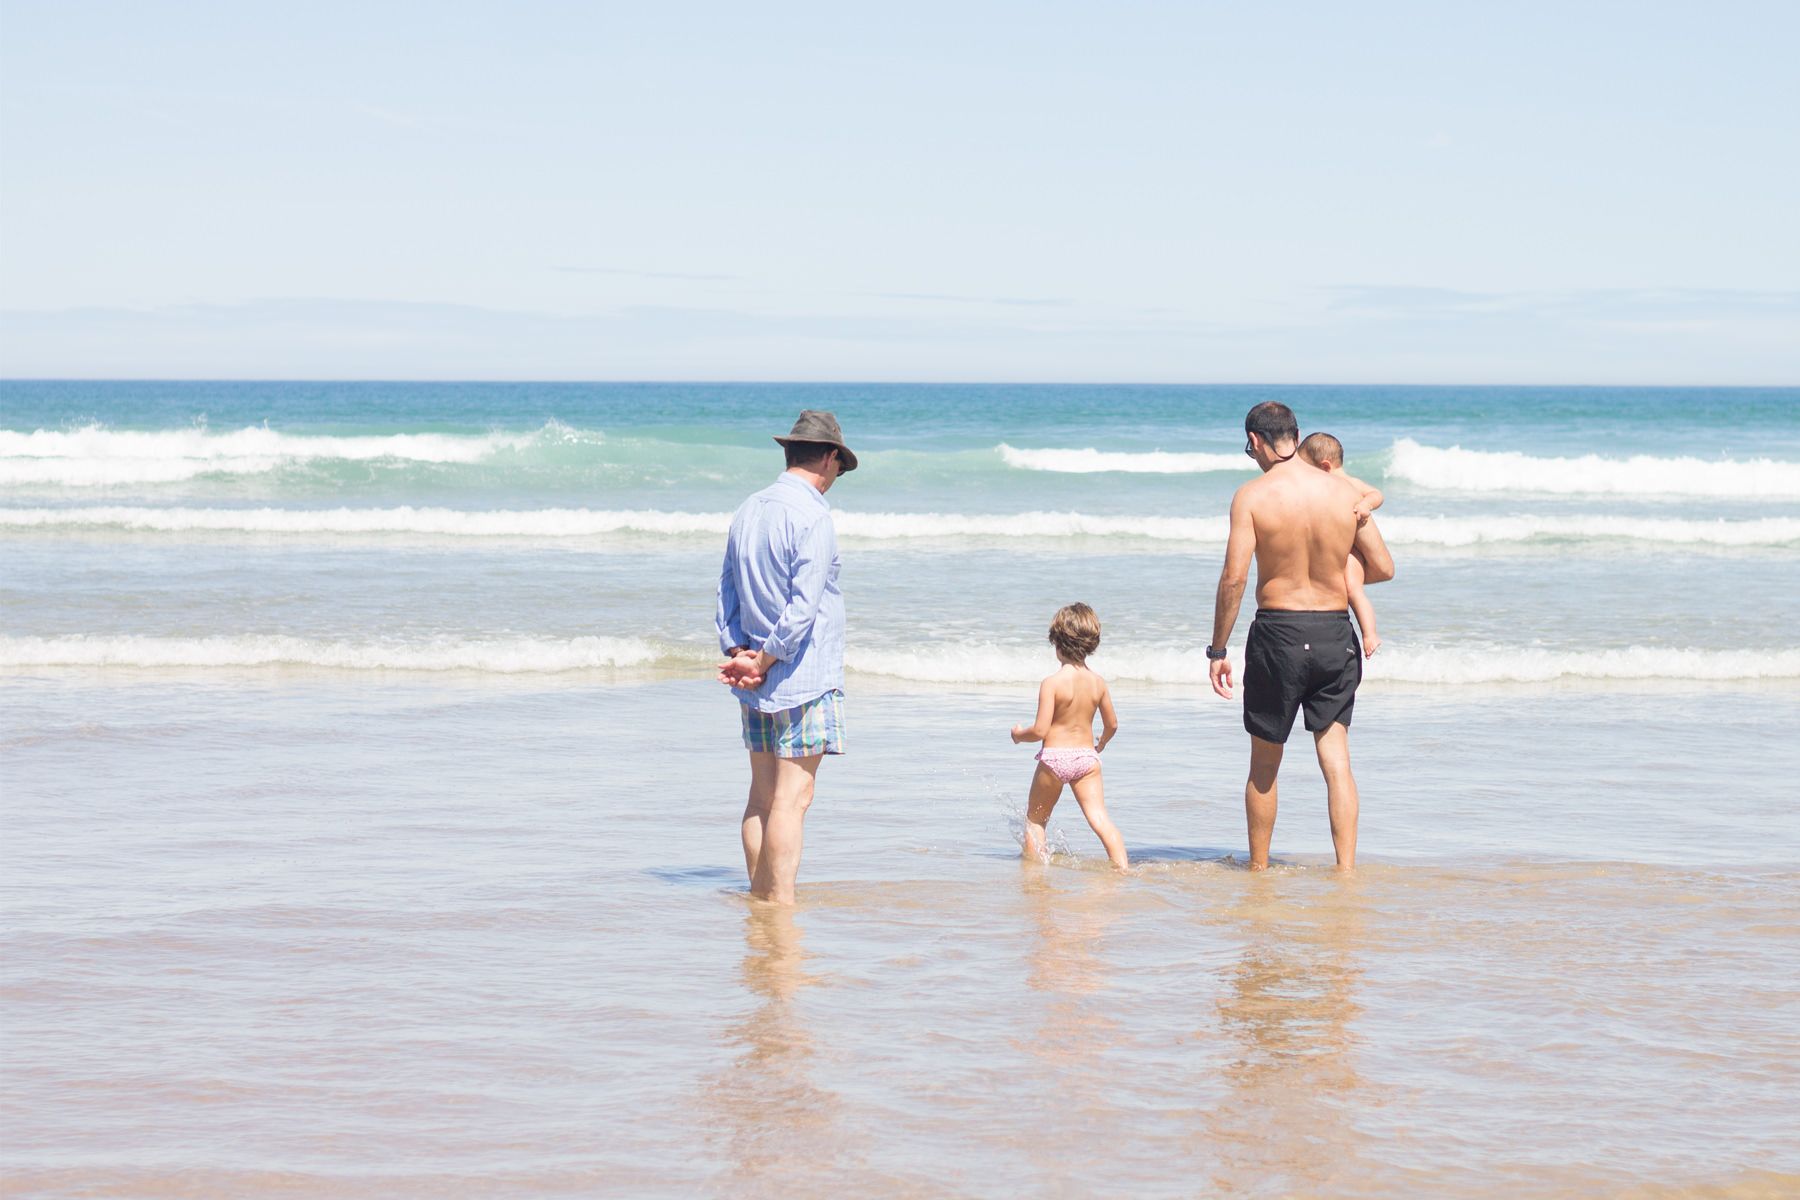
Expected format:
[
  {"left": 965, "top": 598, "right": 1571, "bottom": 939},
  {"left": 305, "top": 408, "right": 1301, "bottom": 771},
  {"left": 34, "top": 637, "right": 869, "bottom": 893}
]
[
  {"left": 1010, "top": 603, "right": 1129, "bottom": 869},
  {"left": 1298, "top": 431, "right": 1384, "bottom": 657}
]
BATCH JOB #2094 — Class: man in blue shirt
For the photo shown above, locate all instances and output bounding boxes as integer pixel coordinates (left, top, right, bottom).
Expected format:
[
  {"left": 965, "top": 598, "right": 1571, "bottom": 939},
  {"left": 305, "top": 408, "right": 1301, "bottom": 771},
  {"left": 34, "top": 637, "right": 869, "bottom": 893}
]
[{"left": 715, "top": 410, "right": 856, "bottom": 904}]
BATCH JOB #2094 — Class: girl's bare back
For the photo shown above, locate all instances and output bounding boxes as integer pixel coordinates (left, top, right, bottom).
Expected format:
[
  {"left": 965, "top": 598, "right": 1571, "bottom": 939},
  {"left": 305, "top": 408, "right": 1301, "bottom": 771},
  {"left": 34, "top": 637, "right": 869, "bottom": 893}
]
[{"left": 1041, "top": 665, "right": 1111, "bottom": 748}]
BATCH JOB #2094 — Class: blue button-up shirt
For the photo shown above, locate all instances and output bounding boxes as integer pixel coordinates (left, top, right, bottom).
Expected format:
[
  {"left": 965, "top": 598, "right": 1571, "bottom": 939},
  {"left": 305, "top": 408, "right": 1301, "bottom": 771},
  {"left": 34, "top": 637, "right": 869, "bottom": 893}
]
[{"left": 715, "top": 472, "right": 845, "bottom": 712}]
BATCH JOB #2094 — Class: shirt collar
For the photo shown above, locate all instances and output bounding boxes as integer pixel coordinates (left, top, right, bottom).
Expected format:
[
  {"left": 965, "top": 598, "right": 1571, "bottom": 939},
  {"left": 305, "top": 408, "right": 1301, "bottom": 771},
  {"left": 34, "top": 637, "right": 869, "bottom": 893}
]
[{"left": 775, "top": 471, "right": 829, "bottom": 508}]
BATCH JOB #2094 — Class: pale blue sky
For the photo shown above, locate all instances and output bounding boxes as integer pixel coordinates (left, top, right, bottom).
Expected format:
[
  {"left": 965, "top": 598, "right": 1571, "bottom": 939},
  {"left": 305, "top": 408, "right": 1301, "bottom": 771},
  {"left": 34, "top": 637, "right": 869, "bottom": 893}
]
[{"left": 1, "top": 1, "right": 1795, "bottom": 381}]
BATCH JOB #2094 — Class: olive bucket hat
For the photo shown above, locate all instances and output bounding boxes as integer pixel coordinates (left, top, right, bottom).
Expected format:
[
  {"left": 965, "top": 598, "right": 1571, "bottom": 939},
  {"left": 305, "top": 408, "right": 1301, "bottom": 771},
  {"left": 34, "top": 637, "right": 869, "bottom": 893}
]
[{"left": 773, "top": 409, "right": 858, "bottom": 472}]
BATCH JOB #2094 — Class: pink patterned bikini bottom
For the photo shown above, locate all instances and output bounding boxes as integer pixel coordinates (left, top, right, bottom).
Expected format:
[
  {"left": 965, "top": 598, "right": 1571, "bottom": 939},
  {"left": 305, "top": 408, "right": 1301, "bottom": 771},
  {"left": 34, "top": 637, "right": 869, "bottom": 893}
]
[{"left": 1036, "top": 747, "right": 1100, "bottom": 784}]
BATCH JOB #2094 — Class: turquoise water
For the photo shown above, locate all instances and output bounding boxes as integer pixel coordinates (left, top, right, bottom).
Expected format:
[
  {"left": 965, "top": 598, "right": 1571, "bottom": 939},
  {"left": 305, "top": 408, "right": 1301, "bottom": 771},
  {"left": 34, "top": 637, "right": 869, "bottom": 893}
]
[
  {"left": 3, "top": 381, "right": 1799, "bottom": 1196},
  {"left": 4, "top": 383, "right": 1798, "bottom": 516},
  {"left": 3, "top": 381, "right": 1798, "bottom": 680}
]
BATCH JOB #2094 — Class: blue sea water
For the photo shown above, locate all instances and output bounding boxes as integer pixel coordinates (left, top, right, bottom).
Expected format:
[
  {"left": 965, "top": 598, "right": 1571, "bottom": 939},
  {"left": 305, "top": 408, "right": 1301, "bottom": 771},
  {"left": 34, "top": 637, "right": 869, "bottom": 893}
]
[
  {"left": 2, "top": 381, "right": 1797, "bottom": 680},
  {"left": 3, "top": 381, "right": 1799, "bottom": 1196}
]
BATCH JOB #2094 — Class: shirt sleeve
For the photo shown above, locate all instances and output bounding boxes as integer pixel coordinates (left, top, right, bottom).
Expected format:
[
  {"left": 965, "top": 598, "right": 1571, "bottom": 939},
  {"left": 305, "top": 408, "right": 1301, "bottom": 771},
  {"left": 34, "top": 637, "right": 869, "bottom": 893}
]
[
  {"left": 760, "top": 515, "right": 836, "bottom": 662},
  {"left": 715, "top": 536, "right": 747, "bottom": 656}
]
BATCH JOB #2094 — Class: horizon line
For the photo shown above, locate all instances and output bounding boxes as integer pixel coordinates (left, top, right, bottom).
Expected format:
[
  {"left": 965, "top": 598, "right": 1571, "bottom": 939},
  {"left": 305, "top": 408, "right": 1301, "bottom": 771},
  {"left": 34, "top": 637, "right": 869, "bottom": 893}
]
[{"left": 4, "top": 377, "right": 1797, "bottom": 390}]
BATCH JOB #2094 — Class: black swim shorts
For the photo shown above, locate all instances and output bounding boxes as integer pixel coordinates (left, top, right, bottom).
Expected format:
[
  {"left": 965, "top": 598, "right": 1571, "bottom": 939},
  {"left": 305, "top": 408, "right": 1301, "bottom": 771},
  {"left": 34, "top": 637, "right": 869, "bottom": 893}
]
[{"left": 1241, "top": 609, "right": 1362, "bottom": 744}]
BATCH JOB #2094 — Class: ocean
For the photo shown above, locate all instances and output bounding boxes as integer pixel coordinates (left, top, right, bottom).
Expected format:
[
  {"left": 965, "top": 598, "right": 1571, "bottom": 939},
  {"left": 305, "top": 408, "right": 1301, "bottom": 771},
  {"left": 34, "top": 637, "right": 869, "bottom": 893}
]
[{"left": 3, "top": 381, "right": 1798, "bottom": 1197}]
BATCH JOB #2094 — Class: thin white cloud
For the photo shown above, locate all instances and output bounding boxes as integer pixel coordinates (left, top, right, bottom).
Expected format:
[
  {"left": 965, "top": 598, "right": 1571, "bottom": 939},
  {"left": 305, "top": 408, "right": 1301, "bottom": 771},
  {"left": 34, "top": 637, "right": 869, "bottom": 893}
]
[
  {"left": 865, "top": 291, "right": 1072, "bottom": 308},
  {"left": 554, "top": 267, "right": 740, "bottom": 282},
  {"left": 1328, "top": 286, "right": 1800, "bottom": 319}
]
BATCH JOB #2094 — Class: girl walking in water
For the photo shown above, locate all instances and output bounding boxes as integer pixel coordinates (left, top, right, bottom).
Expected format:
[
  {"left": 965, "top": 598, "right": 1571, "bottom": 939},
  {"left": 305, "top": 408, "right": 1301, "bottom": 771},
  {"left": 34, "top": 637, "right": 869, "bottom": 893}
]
[{"left": 1010, "top": 603, "right": 1130, "bottom": 870}]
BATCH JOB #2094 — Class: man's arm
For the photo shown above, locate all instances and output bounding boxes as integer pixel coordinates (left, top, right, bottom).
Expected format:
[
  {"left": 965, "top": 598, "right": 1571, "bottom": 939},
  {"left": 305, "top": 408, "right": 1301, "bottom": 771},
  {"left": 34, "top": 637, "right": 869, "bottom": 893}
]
[
  {"left": 716, "top": 532, "right": 764, "bottom": 687},
  {"left": 744, "top": 516, "right": 835, "bottom": 680},
  {"left": 1351, "top": 515, "right": 1395, "bottom": 585},
  {"left": 1209, "top": 488, "right": 1256, "bottom": 699},
  {"left": 715, "top": 537, "right": 747, "bottom": 657},
  {"left": 718, "top": 515, "right": 832, "bottom": 688}
]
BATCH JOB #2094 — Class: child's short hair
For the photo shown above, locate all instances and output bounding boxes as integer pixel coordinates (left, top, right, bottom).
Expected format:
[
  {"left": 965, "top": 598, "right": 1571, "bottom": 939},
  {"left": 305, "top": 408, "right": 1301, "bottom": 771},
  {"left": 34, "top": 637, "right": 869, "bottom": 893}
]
[
  {"left": 1049, "top": 603, "right": 1101, "bottom": 663},
  {"left": 1298, "top": 431, "right": 1344, "bottom": 468}
]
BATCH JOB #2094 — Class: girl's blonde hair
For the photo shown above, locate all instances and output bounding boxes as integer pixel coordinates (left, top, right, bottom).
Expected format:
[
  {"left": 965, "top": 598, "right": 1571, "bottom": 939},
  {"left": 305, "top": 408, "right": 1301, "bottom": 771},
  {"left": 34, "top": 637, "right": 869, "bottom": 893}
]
[{"left": 1048, "top": 603, "right": 1101, "bottom": 664}]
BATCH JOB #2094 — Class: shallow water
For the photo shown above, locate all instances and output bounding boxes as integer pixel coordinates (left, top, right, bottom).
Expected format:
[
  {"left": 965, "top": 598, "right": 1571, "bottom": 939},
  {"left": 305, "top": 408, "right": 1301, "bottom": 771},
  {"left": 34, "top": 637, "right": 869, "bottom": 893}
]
[{"left": 4, "top": 677, "right": 1797, "bottom": 1197}]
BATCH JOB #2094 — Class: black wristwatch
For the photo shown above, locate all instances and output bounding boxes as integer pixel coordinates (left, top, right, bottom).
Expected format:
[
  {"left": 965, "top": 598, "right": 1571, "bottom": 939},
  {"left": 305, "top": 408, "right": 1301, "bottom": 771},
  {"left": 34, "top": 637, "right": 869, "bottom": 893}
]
[{"left": 1205, "top": 645, "right": 1229, "bottom": 660}]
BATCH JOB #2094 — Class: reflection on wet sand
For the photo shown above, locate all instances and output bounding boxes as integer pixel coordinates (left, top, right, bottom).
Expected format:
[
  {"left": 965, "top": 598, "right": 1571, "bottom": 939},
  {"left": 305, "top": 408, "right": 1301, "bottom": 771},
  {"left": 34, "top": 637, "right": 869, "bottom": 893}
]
[
  {"left": 704, "top": 903, "right": 849, "bottom": 1192},
  {"left": 1207, "top": 876, "right": 1368, "bottom": 1194},
  {"left": 1019, "top": 866, "right": 1124, "bottom": 1060}
]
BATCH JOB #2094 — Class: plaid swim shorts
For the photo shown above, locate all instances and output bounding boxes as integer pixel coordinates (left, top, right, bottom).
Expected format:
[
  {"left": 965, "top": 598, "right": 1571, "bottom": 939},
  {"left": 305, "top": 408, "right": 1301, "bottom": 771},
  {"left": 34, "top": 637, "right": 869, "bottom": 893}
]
[{"left": 740, "top": 690, "right": 847, "bottom": 758}]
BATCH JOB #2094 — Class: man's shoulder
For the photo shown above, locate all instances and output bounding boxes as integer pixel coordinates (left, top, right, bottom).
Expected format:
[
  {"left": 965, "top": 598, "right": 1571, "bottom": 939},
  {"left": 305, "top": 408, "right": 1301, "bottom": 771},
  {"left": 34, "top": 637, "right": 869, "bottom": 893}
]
[
  {"left": 736, "top": 479, "right": 831, "bottom": 541},
  {"left": 741, "top": 477, "right": 807, "bottom": 514},
  {"left": 1231, "top": 472, "right": 1274, "bottom": 508},
  {"left": 748, "top": 477, "right": 792, "bottom": 504},
  {"left": 1260, "top": 460, "right": 1338, "bottom": 498},
  {"left": 762, "top": 475, "right": 829, "bottom": 511},
  {"left": 1236, "top": 462, "right": 1352, "bottom": 519}
]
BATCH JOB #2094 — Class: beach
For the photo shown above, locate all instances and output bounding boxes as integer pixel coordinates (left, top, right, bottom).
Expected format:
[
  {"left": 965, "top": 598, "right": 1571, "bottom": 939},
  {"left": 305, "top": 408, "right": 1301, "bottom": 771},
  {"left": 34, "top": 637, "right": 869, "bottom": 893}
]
[{"left": 4, "top": 381, "right": 1799, "bottom": 1196}]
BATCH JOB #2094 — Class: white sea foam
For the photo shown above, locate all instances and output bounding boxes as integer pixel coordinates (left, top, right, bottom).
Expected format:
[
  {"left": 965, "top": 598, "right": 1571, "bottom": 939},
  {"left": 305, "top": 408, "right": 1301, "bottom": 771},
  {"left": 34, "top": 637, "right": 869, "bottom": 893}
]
[
  {"left": 0, "top": 424, "right": 571, "bottom": 486},
  {"left": 0, "top": 506, "right": 733, "bottom": 537},
  {"left": 1386, "top": 438, "right": 1800, "bottom": 498},
  {"left": 1363, "top": 645, "right": 1800, "bottom": 685},
  {"left": 5, "top": 506, "right": 1796, "bottom": 548},
  {"left": 9, "top": 634, "right": 1790, "bottom": 686},
  {"left": 997, "top": 444, "right": 1250, "bottom": 474},
  {"left": 0, "top": 455, "right": 289, "bottom": 486},
  {"left": 1379, "top": 513, "right": 1800, "bottom": 547},
  {"left": 0, "top": 634, "right": 672, "bottom": 673},
  {"left": 1, "top": 505, "right": 1220, "bottom": 541},
  {"left": 846, "top": 643, "right": 1800, "bottom": 685}
]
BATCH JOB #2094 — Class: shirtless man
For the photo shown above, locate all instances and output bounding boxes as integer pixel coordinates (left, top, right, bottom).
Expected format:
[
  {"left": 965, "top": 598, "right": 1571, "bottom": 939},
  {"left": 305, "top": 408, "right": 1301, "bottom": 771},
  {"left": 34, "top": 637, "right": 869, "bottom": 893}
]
[{"left": 1206, "top": 402, "right": 1395, "bottom": 871}]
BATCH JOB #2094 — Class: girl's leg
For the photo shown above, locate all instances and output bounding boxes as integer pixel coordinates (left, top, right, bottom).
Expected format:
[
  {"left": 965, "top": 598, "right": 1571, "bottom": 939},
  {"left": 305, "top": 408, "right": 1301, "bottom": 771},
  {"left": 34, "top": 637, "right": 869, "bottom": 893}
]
[
  {"left": 1346, "top": 553, "right": 1380, "bottom": 656},
  {"left": 1069, "top": 765, "right": 1129, "bottom": 869},
  {"left": 1023, "top": 764, "right": 1063, "bottom": 862}
]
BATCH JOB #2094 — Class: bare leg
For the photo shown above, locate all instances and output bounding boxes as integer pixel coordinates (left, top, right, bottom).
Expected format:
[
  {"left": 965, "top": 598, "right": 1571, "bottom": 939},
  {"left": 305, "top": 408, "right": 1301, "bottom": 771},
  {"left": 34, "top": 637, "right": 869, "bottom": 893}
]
[
  {"left": 749, "top": 753, "right": 822, "bottom": 905},
  {"left": 1245, "top": 735, "right": 1284, "bottom": 870},
  {"left": 1346, "top": 554, "right": 1380, "bottom": 656},
  {"left": 1312, "top": 723, "right": 1359, "bottom": 870},
  {"left": 1022, "top": 764, "right": 1062, "bottom": 863},
  {"left": 1069, "top": 763, "right": 1128, "bottom": 870},
  {"left": 1022, "top": 766, "right": 1058, "bottom": 859},
  {"left": 741, "top": 750, "right": 779, "bottom": 884}
]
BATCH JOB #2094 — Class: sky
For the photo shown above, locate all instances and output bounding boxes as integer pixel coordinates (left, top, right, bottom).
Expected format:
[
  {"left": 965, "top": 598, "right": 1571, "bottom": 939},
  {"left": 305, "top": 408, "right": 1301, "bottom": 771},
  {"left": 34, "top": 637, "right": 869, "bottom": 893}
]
[{"left": 1, "top": 0, "right": 1796, "bottom": 383}]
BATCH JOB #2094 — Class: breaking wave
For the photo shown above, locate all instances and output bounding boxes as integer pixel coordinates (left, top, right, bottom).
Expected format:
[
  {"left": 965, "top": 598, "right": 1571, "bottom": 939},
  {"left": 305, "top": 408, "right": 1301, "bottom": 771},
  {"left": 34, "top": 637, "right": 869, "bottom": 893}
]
[
  {"left": 13, "top": 424, "right": 1800, "bottom": 503},
  {"left": 0, "top": 634, "right": 674, "bottom": 673},
  {"left": 849, "top": 643, "right": 1800, "bottom": 685},
  {"left": 6, "top": 635, "right": 1796, "bottom": 687},
  {"left": 5, "top": 506, "right": 1797, "bottom": 548},
  {"left": 0, "top": 506, "right": 733, "bottom": 538},
  {"left": 0, "top": 423, "right": 587, "bottom": 487},
  {"left": 1386, "top": 438, "right": 1800, "bottom": 498}
]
